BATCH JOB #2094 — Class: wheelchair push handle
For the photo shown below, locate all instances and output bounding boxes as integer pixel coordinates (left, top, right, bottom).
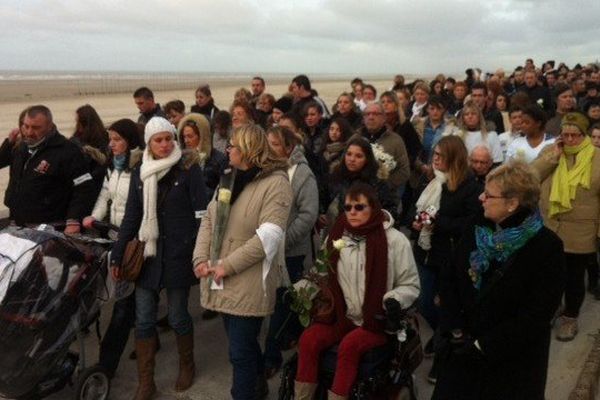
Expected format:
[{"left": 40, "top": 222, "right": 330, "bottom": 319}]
[{"left": 91, "top": 220, "right": 119, "bottom": 234}]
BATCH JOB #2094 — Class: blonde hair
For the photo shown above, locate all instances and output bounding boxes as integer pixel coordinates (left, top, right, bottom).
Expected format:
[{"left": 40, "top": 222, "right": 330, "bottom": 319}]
[
  {"left": 231, "top": 124, "right": 288, "bottom": 170},
  {"left": 486, "top": 161, "right": 540, "bottom": 210},
  {"left": 458, "top": 100, "right": 488, "bottom": 136}
]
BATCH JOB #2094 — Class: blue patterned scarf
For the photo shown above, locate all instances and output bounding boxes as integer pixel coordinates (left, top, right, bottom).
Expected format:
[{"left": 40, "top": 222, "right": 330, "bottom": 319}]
[{"left": 468, "top": 210, "right": 544, "bottom": 290}]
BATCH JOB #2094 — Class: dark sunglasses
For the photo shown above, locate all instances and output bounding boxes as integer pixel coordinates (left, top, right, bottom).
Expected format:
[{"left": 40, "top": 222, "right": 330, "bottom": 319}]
[{"left": 343, "top": 203, "right": 369, "bottom": 212}]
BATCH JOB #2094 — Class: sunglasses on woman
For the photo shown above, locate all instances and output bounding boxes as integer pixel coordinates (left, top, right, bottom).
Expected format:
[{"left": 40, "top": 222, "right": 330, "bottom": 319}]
[{"left": 343, "top": 203, "right": 369, "bottom": 212}]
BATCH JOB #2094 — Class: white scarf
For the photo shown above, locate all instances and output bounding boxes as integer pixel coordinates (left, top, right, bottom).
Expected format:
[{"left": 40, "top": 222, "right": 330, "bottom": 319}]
[
  {"left": 411, "top": 102, "right": 426, "bottom": 122},
  {"left": 139, "top": 143, "right": 182, "bottom": 257},
  {"left": 415, "top": 169, "right": 447, "bottom": 250}
]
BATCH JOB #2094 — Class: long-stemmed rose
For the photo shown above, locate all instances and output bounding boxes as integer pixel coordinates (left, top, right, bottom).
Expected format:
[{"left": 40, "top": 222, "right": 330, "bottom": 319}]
[
  {"left": 208, "top": 168, "right": 237, "bottom": 286},
  {"left": 286, "top": 238, "right": 347, "bottom": 327}
]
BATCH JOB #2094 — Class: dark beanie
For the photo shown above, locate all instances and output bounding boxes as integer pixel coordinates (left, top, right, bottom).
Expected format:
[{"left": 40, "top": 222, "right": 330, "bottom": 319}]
[
  {"left": 108, "top": 118, "right": 142, "bottom": 149},
  {"left": 273, "top": 96, "right": 293, "bottom": 113}
]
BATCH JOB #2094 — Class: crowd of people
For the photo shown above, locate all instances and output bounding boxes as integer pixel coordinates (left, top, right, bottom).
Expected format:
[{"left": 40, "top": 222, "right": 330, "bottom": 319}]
[{"left": 1, "top": 58, "right": 600, "bottom": 400}]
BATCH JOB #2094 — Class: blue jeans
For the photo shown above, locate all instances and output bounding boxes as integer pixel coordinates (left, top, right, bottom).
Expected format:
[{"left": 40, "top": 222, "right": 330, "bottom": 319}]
[
  {"left": 417, "top": 263, "right": 439, "bottom": 331},
  {"left": 99, "top": 292, "right": 136, "bottom": 375},
  {"left": 135, "top": 286, "right": 192, "bottom": 339},
  {"left": 222, "top": 313, "right": 264, "bottom": 400},
  {"left": 264, "top": 255, "right": 305, "bottom": 369}
]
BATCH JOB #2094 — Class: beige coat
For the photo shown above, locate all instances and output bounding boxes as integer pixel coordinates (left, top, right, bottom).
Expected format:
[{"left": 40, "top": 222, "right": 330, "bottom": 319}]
[
  {"left": 193, "top": 169, "right": 292, "bottom": 316},
  {"left": 532, "top": 146, "right": 600, "bottom": 254}
]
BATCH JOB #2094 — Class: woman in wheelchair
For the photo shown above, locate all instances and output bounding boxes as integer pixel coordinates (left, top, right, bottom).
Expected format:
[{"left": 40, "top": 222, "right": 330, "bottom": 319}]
[{"left": 294, "top": 182, "right": 420, "bottom": 399}]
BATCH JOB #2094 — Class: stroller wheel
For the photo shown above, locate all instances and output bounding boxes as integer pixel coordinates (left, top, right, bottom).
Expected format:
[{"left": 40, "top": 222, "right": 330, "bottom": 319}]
[{"left": 74, "top": 366, "right": 110, "bottom": 400}]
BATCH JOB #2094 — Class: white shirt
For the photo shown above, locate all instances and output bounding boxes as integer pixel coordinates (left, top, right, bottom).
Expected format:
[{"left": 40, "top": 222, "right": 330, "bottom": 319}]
[
  {"left": 498, "top": 131, "right": 522, "bottom": 162},
  {"left": 460, "top": 130, "right": 504, "bottom": 163},
  {"left": 505, "top": 135, "right": 555, "bottom": 164}
]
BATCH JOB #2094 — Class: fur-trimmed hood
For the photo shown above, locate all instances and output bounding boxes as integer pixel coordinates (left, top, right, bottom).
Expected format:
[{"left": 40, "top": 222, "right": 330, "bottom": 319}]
[{"left": 177, "top": 113, "right": 212, "bottom": 155}]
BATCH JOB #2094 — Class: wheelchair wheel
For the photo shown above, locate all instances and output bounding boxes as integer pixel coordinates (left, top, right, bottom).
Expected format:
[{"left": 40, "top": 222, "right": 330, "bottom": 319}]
[
  {"left": 74, "top": 365, "right": 110, "bottom": 400},
  {"left": 278, "top": 353, "right": 298, "bottom": 400}
]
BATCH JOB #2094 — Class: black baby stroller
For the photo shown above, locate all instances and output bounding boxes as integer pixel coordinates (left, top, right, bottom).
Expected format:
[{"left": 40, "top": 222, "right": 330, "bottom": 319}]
[
  {"left": 278, "top": 308, "right": 424, "bottom": 400},
  {"left": 0, "top": 224, "right": 114, "bottom": 400}
]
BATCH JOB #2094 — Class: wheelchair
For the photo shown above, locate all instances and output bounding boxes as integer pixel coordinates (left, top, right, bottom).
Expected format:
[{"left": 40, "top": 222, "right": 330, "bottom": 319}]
[{"left": 277, "top": 310, "right": 423, "bottom": 400}]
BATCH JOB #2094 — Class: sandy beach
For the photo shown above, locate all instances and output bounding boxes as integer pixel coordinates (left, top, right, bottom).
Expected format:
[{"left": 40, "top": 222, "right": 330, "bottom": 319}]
[{"left": 0, "top": 74, "right": 397, "bottom": 215}]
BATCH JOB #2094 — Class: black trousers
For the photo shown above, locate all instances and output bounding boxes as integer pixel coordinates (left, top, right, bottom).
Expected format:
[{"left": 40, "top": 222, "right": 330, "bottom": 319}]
[{"left": 564, "top": 252, "right": 596, "bottom": 317}]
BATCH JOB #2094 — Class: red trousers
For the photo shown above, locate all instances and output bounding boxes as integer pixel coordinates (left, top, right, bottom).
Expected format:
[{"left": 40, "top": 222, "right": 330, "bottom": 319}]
[{"left": 296, "top": 322, "right": 387, "bottom": 396}]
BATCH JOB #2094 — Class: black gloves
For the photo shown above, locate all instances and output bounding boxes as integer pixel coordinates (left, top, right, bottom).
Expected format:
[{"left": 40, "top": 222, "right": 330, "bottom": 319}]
[{"left": 384, "top": 298, "right": 404, "bottom": 333}]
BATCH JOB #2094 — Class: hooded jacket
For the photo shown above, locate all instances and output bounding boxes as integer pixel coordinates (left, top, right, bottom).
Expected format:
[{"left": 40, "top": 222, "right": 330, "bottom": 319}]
[{"left": 286, "top": 146, "right": 319, "bottom": 258}]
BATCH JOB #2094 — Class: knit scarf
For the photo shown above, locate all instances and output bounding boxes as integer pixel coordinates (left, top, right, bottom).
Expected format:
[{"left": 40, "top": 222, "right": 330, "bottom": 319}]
[
  {"left": 139, "top": 143, "right": 182, "bottom": 257},
  {"left": 113, "top": 154, "right": 127, "bottom": 171},
  {"left": 549, "top": 136, "right": 594, "bottom": 217},
  {"left": 415, "top": 169, "right": 447, "bottom": 250},
  {"left": 327, "top": 208, "right": 388, "bottom": 333},
  {"left": 323, "top": 141, "right": 346, "bottom": 163},
  {"left": 468, "top": 209, "right": 544, "bottom": 290}
]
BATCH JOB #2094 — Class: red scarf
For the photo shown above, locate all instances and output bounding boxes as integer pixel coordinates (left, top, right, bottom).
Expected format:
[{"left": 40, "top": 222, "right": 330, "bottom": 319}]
[{"left": 327, "top": 208, "right": 388, "bottom": 333}]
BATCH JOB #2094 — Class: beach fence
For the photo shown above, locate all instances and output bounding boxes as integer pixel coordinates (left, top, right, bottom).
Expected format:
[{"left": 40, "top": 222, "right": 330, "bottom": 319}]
[{"left": 0, "top": 72, "right": 225, "bottom": 102}]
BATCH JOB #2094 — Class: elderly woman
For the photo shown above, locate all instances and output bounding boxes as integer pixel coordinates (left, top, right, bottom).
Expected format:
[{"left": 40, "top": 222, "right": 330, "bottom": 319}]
[
  {"left": 533, "top": 112, "right": 600, "bottom": 341},
  {"left": 294, "top": 182, "right": 420, "bottom": 399},
  {"left": 433, "top": 162, "right": 565, "bottom": 400},
  {"left": 193, "top": 124, "right": 292, "bottom": 400},
  {"left": 111, "top": 117, "right": 208, "bottom": 398},
  {"left": 263, "top": 125, "right": 319, "bottom": 377}
]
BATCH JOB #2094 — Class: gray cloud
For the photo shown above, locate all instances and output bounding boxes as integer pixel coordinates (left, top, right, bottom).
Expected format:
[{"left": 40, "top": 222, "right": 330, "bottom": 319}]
[{"left": 0, "top": 0, "right": 598, "bottom": 75}]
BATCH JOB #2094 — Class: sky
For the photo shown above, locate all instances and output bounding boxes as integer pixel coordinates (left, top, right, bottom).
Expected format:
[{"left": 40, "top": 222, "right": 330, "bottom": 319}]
[{"left": 0, "top": 0, "right": 599, "bottom": 76}]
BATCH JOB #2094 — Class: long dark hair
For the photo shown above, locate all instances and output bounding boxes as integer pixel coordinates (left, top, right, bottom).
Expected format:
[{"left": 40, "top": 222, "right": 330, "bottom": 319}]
[
  {"left": 74, "top": 104, "right": 108, "bottom": 150},
  {"left": 320, "top": 117, "right": 355, "bottom": 151},
  {"left": 332, "top": 135, "right": 379, "bottom": 183}
]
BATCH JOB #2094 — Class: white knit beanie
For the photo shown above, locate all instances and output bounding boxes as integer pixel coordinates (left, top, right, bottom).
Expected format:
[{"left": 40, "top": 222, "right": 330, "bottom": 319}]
[{"left": 144, "top": 117, "right": 176, "bottom": 144}]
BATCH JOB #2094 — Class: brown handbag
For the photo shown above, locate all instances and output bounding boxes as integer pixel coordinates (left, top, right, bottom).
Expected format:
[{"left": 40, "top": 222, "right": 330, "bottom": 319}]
[
  {"left": 120, "top": 238, "right": 145, "bottom": 282},
  {"left": 310, "top": 275, "right": 336, "bottom": 324}
]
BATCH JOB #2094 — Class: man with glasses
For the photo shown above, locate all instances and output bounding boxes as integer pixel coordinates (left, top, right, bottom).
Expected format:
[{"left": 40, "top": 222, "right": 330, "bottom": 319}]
[{"left": 360, "top": 103, "right": 410, "bottom": 192}]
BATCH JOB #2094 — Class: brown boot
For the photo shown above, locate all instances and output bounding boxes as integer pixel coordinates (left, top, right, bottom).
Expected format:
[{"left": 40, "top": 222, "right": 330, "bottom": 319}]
[
  {"left": 327, "top": 389, "right": 347, "bottom": 400},
  {"left": 134, "top": 337, "right": 157, "bottom": 400},
  {"left": 174, "top": 334, "right": 195, "bottom": 391},
  {"left": 294, "top": 381, "right": 317, "bottom": 400}
]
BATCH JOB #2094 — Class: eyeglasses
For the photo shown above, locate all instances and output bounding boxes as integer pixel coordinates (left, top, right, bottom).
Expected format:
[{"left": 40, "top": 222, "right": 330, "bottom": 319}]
[
  {"left": 343, "top": 203, "right": 369, "bottom": 212},
  {"left": 481, "top": 191, "right": 505, "bottom": 200},
  {"left": 561, "top": 132, "right": 583, "bottom": 140},
  {"left": 226, "top": 142, "right": 238, "bottom": 151}
]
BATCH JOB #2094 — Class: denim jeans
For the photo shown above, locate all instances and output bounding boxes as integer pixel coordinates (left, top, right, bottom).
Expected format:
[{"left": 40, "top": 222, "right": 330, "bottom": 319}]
[
  {"left": 222, "top": 313, "right": 264, "bottom": 400},
  {"left": 99, "top": 292, "right": 136, "bottom": 375},
  {"left": 417, "top": 263, "right": 439, "bottom": 331},
  {"left": 264, "top": 255, "right": 305, "bottom": 369},
  {"left": 135, "top": 286, "right": 192, "bottom": 339}
]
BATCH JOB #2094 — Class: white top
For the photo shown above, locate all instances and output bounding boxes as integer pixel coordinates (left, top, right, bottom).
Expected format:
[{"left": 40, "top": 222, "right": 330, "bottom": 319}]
[
  {"left": 505, "top": 135, "right": 555, "bottom": 163},
  {"left": 460, "top": 130, "right": 504, "bottom": 163},
  {"left": 498, "top": 131, "right": 522, "bottom": 162}
]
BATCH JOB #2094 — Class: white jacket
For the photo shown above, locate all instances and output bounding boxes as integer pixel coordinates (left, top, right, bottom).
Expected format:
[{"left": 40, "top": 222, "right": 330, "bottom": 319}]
[
  {"left": 91, "top": 150, "right": 142, "bottom": 227},
  {"left": 336, "top": 212, "right": 420, "bottom": 327}
]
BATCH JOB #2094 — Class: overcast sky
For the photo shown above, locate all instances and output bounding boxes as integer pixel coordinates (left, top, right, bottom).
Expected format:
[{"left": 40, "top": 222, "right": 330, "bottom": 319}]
[{"left": 1, "top": 0, "right": 599, "bottom": 76}]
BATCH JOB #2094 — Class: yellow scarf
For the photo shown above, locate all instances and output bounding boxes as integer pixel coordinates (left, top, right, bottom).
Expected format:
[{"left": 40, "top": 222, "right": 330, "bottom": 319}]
[{"left": 549, "top": 136, "right": 594, "bottom": 217}]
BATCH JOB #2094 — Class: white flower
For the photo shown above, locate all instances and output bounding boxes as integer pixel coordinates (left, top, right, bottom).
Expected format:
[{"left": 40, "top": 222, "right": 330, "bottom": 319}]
[
  {"left": 537, "top": 98, "right": 544, "bottom": 106},
  {"left": 371, "top": 143, "right": 397, "bottom": 174},
  {"left": 333, "top": 239, "right": 347, "bottom": 250},
  {"left": 217, "top": 188, "right": 232, "bottom": 203}
]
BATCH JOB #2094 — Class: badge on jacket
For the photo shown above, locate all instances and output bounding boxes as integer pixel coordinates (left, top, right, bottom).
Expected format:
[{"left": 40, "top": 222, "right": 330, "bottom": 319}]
[{"left": 34, "top": 160, "right": 50, "bottom": 174}]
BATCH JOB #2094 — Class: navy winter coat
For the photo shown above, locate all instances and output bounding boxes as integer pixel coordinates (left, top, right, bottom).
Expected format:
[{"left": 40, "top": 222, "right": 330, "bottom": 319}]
[{"left": 111, "top": 161, "right": 208, "bottom": 289}]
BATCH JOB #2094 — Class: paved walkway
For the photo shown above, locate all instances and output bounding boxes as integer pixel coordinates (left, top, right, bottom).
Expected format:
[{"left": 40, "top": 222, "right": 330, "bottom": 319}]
[{"left": 5, "top": 285, "right": 599, "bottom": 400}]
